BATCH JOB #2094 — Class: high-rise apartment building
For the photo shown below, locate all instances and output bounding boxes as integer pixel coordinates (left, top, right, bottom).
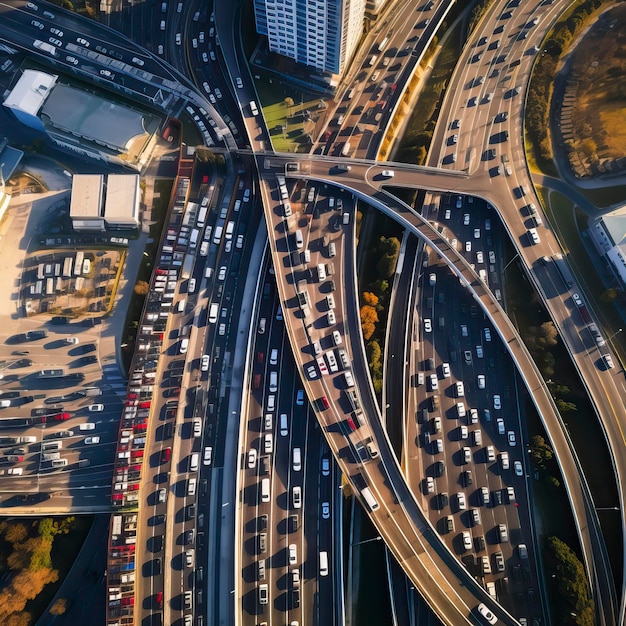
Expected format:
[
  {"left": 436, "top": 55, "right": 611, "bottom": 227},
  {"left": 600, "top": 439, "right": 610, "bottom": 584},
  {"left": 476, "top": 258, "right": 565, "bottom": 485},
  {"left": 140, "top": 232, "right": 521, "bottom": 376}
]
[{"left": 254, "top": 0, "right": 367, "bottom": 75}]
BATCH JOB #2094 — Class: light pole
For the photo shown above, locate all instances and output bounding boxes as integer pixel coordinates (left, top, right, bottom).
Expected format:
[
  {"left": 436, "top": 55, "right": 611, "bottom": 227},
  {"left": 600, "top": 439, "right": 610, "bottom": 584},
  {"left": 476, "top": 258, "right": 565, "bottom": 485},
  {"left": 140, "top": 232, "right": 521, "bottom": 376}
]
[
  {"left": 607, "top": 328, "right": 622, "bottom": 342},
  {"left": 353, "top": 536, "right": 382, "bottom": 547}
]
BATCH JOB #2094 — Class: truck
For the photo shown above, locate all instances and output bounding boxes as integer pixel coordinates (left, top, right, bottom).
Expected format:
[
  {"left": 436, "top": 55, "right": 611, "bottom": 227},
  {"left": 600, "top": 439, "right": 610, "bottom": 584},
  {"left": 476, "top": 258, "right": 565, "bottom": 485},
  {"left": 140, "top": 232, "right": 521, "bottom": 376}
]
[
  {"left": 341, "top": 142, "right": 351, "bottom": 157},
  {"left": 181, "top": 254, "right": 194, "bottom": 280},
  {"left": 33, "top": 40, "right": 58, "bottom": 56}
]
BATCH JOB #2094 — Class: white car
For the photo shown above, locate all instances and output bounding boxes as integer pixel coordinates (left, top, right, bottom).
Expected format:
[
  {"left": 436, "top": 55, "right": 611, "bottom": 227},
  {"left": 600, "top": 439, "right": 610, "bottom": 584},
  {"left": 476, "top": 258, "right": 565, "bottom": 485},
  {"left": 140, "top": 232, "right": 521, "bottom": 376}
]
[
  {"left": 306, "top": 365, "right": 318, "bottom": 380},
  {"left": 202, "top": 52, "right": 208, "bottom": 62},
  {"left": 476, "top": 251, "right": 484, "bottom": 264},
  {"left": 203, "top": 81, "right": 211, "bottom": 93},
  {"left": 180, "top": 338, "right": 189, "bottom": 354},
  {"left": 77, "top": 37, "right": 89, "bottom": 46},
  {"left": 456, "top": 195, "right": 463, "bottom": 209},
  {"left": 88, "top": 404, "right": 104, "bottom": 412},
  {"left": 203, "top": 446, "right": 213, "bottom": 465},
  {"left": 65, "top": 336, "right": 79, "bottom": 344},
  {"left": 235, "top": 77, "right": 243, "bottom": 88},
  {"left": 236, "top": 234, "right": 244, "bottom": 249},
  {"left": 462, "top": 531, "right": 472, "bottom": 550},
  {"left": 429, "top": 374, "right": 438, "bottom": 391},
  {"left": 381, "top": 170, "right": 394, "bottom": 178},
  {"left": 496, "top": 418, "right": 505, "bottom": 435},
  {"left": 50, "top": 28, "right": 63, "bottom": 37},
  {"left": 429, "top": 273, "right": 436, "bottom": 286},
  {"left": 100, "top": 69, "right": 113, "bottom": 78},
  {"left": 218, "top": 266, "right": 227, "bottom": 281},
  {"left": 247, "top": 449, "right": 257, "bottom": 469},
  {"left": 508, "top": 431, "right": 516, "bottom": 447},
  {"left": 84, "top": 436, "right": 100, "bottom": 444},
  {"left": 465, "top": 241, "right": 472, "bottom": 252},
  {"left": 484, "top": 328, "right": 492, "bottom": 342},
  {"left": 477, "top": 375, "right": 486, "bottom": 389},
  {"left": 424, "top": 318, "right": 432, "bottom": 333},
  {"left": 321, "top": 502, "right": 330, "bottom": 519},
  {"left": 31, "top": 20, "right": 44, "bottom": 29},
  {"left": 215, "top": 88, "right": 222, "bottom": 99},
  {"left": 66, "top": 55, "right": 78, "bottom": 65},
  {"left": 201, "top": 354, "right": 210, "bottom": 372},
  {"left": 321, "top": 456, "right": 330, "bottom": 476},
  {"left": 463, "top": 213, "right": 470, "bottom": 226},
  {"left": 474, "top": 228, "right": 481, "bottom": 239},
  {"left": 461, "top": 324, "right": 468, "bottom": 337},
  {"left": 493, "top": 395, "right": 501, "bottom": 410},
  {"left": 176, "top": 33, "right": 182, "bottom": 45},
  {"left": 425, "top": 476, "right": 435, "bottom": 493},
  {"left": 456, "top": 492, "right": 467, "bottom": 510},
  {"left": 441, "top": 363, "right": 451, "bottom": 378},
  {"left": 49, "top": 37, "right": 62, "bottom": 46},
  {"left": 185, "top": 550, "right": 193, "bottom": 567},
  {"left": 514, "top": 460, "right": 523, "bottom": 476}
]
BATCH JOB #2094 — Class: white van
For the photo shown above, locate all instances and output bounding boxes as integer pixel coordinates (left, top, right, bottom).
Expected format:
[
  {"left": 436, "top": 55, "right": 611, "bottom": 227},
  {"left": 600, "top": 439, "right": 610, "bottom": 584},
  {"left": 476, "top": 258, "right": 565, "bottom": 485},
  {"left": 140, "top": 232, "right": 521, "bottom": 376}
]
[
  {"left": 209, "top": 303, "right": 219, "bottom": 323},
  {"left": 295, "top": 230, "right": 304, "bottom": 249},
  {"left": 225, "top": 221, "right": 235, "bottom": 240},
  {"left": 270, "top": 348, "right": 278, "bottom": 365},
  {"left": 319, "top": 551, "right": 328, "bottom": 576},
  {"left": 317, "top": 263, "right": 327, "bottom": 281},
  {"left": 261, "top": 478, "right": 270, "bottom": 503},
  {"left": 190, "top": 453, "right": 199, "bottom": 471},
  {"left": 212, "top": 225, "right": 223, "bottom": 245},
  {"left": 292, "top": 448, "right": 301, "bottom": 471},
  {"left": 280, "top": 413, "right": 288, "bottom": 436},
  {"left": 177, "top": 299, "right": 186, "bottom": 313},
  {"left": 187, "top": 478, "right": 197, "bottom": 496}
]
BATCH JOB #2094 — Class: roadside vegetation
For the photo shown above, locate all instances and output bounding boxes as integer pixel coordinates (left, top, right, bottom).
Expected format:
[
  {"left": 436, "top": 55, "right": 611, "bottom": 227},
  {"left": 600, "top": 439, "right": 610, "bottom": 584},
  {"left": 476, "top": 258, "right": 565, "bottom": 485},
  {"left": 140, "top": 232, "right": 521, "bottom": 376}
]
[
  {"left": 355, "top": 204, "right": 403, "bottom": 396},
  {"left": 0, "top": 516, "right": 90, "bottom": 625},
  {"left": 526, "top": 0, "right": 613, "bottom": 174}
]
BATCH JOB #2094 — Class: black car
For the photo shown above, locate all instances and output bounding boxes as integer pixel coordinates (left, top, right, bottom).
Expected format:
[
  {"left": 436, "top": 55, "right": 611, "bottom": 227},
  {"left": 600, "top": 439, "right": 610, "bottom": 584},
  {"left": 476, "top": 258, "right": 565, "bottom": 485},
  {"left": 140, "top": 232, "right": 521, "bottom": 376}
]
[
  {"left": 461, "top": 470, "right": 473, "bottom": 486},
  {"left": 431, "top": 461, "right": 445, "bottom": 477}
]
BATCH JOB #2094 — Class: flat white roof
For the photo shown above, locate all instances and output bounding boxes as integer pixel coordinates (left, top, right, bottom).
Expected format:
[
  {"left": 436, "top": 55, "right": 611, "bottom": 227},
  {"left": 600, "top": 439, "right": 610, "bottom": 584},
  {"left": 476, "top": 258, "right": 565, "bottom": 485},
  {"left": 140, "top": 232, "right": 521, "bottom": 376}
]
[
  {"left": 104, "top": 174, "right": 140, "bottom": 224},
  {"left": 3, "top": 69, "right": 57, "bottom": 116},
  {"left": 70, "top": 174, "right": 104, "bottom": 219}
]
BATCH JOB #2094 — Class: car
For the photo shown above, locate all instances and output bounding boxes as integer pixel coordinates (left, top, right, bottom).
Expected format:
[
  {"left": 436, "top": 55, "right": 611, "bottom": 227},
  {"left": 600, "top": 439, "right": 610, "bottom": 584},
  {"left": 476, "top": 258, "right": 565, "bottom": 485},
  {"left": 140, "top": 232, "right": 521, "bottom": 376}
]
[
  {"left": 496, "top": 418, "right": 505, "bottom": 435},
  {"left": 476, "top": 251, "right": 484, "bottom": 264},
  {"left": 296, "top": 390, "right": 304, "bottom": 405},
  {"left": 463, "top": 213, "right": 470, "bottom": 226},
  {"left": 202, "top": 51, "right": 208, "bottom": 62},
  {"left": 477, "top": 603, "right": 498, "bottom": 625},
  {"left": 235, "top": 77, "right": 243, "bottom": 88},
  {"left": 218, "top": 266, "right": 227, "bottom": 281},
  {"left": 494, "top": 551, "right": 505, "bottom": 572},
  {"left": 493, "top": 395, "right": 501, "bottom": 410},
  {"left": 469, "top": 408, "right": 479, "bottom": 424},
  {"left": 65, "top": 55, "right": 78, "bottom": 65},
  {"left": 514, "top": 460, "right": 523, "bottom": 476},
  {"left": 476, "top": 345, "right": 484, "bottom": 359},
  {"left": 484, "top": 328, "right": 491, "bottom": 342},
  {"left": 477, "top": 375, "right": 486, "bottom": 389},
  {"left": 201, "top": 355, "right": 210, "bottom": 372},
  {"left": 31, "top": 20, "right": 44, "bottom": 29},
  {"left": 176, "top": 33, "right": 182, "bottom": 45},
  {"left": 49, "top": 37, "right": 62, "bottom": 46},
  {"left": 179, "top": 338, "right": 188, "bottom": 354},
  {"left": 185, "top": 550, "right": 193, "bottom": 567},
  {"left": 215, "top": 88, "right": 222, "bottom": 98},
  {"left": 100, "top": 69, "right": 113, "bottom": 78},
  {"left": 84, "top": 436, "right": 100, "bottom": 444},
  {"left": 508, "top": 431, "right": 516, "bottom": 447},
  {"left": 306, "top": 365, "right": 318, "bottom": 380},
  {"left": 424, "top": 319, "right": 432, "bottom": 333},
  {"left": 429, "top": 273, "right": 436, "bottom": 286},
  {"left": 381, "top": 170, "right": 394, "bottom": 178},
  {"left": 474, "top": 228, "right": 481, "bottom": 239},
  {"left": 88, "top": 404, "right": 104, "bottom": 412},
  {"left": 465, "top": 241, "right": 472, "bottom": 252},
  {"left": 572, "top": 293, "right": 583, "bottom": 307},
  {"left": 247, "top": 448, "right": 257, "bottom": 469},
  {"left": 203, "top": 446, "right": 213, "bottom": 465},
  {"left": 321, "top": 502, "right": 330, "bottom": 519},
  {"left": 442, "top": 363, "right": 451, "bottom": 378},
  {"left": 236, "top": 234, "right": 244, "bottom": 249},
  {"left": 50, "top": 28, "right": 63, "bottom": 37},
  {"left": 462, "top": 531, "right": 472, "bottom": 550},
  {"left": 456, "top": 492, "right": 467, "bottom": 510},
  {"left": 77, "top": 37, "right": 89, "bottom": 46},
  {"left": 461, "top": 324, "right": 468, "bottom": 337}
]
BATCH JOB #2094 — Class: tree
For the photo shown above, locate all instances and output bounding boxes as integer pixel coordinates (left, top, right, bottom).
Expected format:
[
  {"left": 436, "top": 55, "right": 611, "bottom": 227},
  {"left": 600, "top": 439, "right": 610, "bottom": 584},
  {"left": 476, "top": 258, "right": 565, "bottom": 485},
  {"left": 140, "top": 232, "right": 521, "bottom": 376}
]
[
  {"left": 535, "top": 321, "right": 558, "bottom": 349},
  {"left": 134, "top": 281, "right": 149, "bottom": 296},
  {"left": 49, "top": 598, "right": 67, "bottom": 616},
  {"left": 556, "top": 398, "right": 577, "bottom": 413},
  {"left": 360, "top": 305, "right": 378, "bottom": 340},
  {"left": 362, "top": 292, "right": 379, "bottom": 307},
  {"left": 600, "top": 288, "right": 619, "bottom": 303},
  {"left": 284, "top": 97, "right": 294, "bottom": 108},
  {"left": 1, "top": 522, "right": 28, "bottom": 545},
  {"left": 529, "top": 434, "right": 553, "bottom": 471}
]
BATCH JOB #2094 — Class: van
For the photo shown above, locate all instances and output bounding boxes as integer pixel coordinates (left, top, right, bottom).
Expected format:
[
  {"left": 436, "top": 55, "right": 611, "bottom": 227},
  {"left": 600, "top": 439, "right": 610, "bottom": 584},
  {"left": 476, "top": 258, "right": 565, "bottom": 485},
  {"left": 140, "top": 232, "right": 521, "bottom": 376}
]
[
  {"left": 264, "top": 433, "right": 273, "bottom": 454},
  {"left": 187, "top": 478, "right": 197, "bottom": 496},
  {"left": 259, "top": 583, "right": 268, "bottom": 605},
  {"left": 361, "top": 486, "right": 379, "bottom": 511},
  {"left": 261, "top": 478, "right": 270, "bottom": 503},
  {"left": 472, "top": 430, "right": 482, "bottom": 446},
  {"left": 225, "top": 221, "right": 235, "bottom": 240},
  {"left": 177, "top": 299, "right": 186, "bottom": 314},
  {"left": 280, "top": 413, "right": 288, "bottom": 436},
  {"left": 481, "top": 555, "right": 491, "bottom": 575},
  {"left": 292, "top": 448, "right": 301, "bottom": 471},
  {"left": 343, "top": 212, "right": 350, "bottom": 225},
  {"left": 209, "top": 303, "right": 219, "bottom": 323},
  {"left": 213, "top": 225, "right": 223, "bottom": 245},
  {"left": 344, "top": 371, "right": 355, "bottom": 387},
  {"left": 319, "top": 551, "right": 328, "bottom": 576},
  {"left": 270, "top": 348, "right": 278, "bottom": 365},
  {"left": 317, "top": 263, "right": 327, "bottom": 281},
  {"left": 258, "top": 533, "right": 267, "bottom": 552},
  {"left": 292, "top": 486, "right": 302, "bottom": 509},
  {"left": 295, "top": 230, "right": 304, "bottom": 249},
  {"left": 269, "top": 371, "right": 278, "bottom": 392},
  {"left": 51, "top": 458, "right": 68, "bottom": 468},
  {"left": 258, "top": 558, "right": 266, "bottom": 580},
  {"left": 190, "top": 453, "right": 199, "bottom": 471},
  {"left": 328, "top": 242, "right": 336, "bottom": 257}
]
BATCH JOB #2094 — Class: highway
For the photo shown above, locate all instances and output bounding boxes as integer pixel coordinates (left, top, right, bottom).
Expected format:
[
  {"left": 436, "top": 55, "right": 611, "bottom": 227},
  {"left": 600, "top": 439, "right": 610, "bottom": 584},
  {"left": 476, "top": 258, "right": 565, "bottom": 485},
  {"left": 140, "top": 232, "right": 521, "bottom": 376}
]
[{"left": 0, "top": 0, "right": 621, "bottom": 625}]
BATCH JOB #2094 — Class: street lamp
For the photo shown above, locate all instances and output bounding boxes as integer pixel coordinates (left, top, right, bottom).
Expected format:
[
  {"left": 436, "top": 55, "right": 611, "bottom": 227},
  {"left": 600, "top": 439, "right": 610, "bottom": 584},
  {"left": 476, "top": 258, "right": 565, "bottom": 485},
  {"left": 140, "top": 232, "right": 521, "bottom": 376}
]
[
  {"left": 353, "top": 536, "right": 382, "bottom": 547},
  {"left": 607, "top": 328, "right": 622, "bottom": 342}
]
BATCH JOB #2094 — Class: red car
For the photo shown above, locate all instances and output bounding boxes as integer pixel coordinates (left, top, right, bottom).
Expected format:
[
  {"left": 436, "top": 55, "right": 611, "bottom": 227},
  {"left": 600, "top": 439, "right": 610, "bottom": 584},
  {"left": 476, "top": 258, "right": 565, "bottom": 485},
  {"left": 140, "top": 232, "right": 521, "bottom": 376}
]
[
  {"left": 121, "top": 597, "right": 134, "bottom": 606},
  {"left": 47, "top": 412, "right": 70, "bottom": 422},
  {"left": 257, "top": 352, "right": 264, "bottom": 364},
  {"left": 127, "top": 483, "right": 140, "bottom": 491},
  {"left": 346, "top": 417, "right": 357, "bottom": 432},
  {"left": 139, "top": 401, "right": 151, "bottom": 409},
  {"left": 319, "top": 396, "right": 330, "bottom": 410},
  {"left": 131, "top": 450, "right": 144, "bottom": 459},
  {"left": 133, "top": 423, "right": 147, "bottom": 432},
  {"left": 201, "top": 175, "right": 209, "bottom": 184},
  {"left": 155, "top": 592, "right": 163, "bottom": 608},
  {"left": 161, "top": 447, "right": 171, "bottom": 463},
  {"left": 155, "top": 269, "right": 167, "bottom": 275},
  {"left": 112, "top": 493, "right": 123, "bottom": 501},
  {"left": 130, "top": 464, "right": 142, "bottom": 472}
]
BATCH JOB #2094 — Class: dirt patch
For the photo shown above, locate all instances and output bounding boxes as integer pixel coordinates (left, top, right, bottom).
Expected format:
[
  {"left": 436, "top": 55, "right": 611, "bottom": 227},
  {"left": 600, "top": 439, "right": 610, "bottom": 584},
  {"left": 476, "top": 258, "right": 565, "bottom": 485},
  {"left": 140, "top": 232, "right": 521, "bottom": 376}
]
[{"left": 559, "top": 6, "right": 626, "bottom": 177}]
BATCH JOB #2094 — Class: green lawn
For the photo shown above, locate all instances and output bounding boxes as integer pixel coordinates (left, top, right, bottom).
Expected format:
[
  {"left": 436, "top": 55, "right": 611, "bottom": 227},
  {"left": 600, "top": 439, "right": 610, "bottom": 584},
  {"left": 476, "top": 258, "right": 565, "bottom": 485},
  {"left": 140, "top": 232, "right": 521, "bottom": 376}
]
[{"left": 254, "top": 79, "right": 325, "bottom": 153}]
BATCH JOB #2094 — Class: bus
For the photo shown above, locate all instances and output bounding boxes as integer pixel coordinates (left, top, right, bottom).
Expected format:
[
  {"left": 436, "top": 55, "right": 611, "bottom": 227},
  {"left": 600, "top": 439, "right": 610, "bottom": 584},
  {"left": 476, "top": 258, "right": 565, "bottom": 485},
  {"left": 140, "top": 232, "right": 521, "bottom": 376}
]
[{"left": 360, "top": 487, "right": 379, "bottom": 511}]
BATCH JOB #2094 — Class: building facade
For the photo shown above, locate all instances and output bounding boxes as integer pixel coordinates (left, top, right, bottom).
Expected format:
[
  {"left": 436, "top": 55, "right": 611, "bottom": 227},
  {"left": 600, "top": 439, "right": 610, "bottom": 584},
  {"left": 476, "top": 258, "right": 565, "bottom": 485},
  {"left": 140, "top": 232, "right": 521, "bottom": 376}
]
[{"left": 254, "top": 0, "right": 367, "bottom": 74}]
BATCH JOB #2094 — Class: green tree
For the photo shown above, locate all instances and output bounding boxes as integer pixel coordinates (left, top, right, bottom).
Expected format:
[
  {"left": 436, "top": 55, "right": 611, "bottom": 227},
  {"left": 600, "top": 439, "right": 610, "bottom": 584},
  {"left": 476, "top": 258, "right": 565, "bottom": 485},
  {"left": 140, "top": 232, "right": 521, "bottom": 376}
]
[
  {"left": 600, "top": 288, "right": 619, "bottom": 303},
  {"left": 529, "top": 434, "right": 553, "bottom": 471}
]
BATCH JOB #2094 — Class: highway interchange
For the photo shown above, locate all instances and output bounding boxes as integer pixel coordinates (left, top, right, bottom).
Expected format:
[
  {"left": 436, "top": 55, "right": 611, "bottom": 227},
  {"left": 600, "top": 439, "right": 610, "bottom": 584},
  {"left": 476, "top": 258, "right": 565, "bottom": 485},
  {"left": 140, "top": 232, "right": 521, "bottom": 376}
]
[{"left": 0, "top": 0, "right": 623, "bottom": 626}]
